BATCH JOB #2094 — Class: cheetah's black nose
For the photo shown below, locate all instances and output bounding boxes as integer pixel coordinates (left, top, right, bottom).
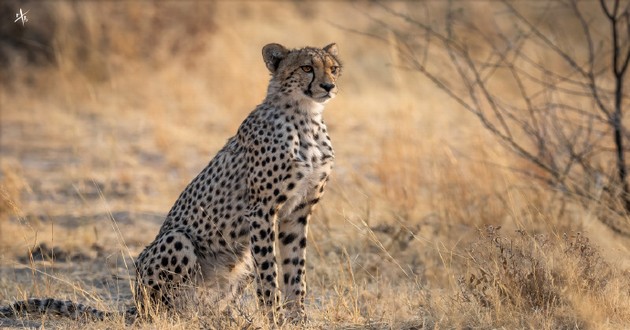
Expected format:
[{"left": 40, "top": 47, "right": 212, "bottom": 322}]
[{"left": 320, "top": 83, "right": 335, "bottom": 92}]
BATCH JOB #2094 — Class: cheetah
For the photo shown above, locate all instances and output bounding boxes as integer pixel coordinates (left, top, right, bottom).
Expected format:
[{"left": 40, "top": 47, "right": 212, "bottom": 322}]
[{"left": 0, "top": 42, "right": 341, "bottom": 324}]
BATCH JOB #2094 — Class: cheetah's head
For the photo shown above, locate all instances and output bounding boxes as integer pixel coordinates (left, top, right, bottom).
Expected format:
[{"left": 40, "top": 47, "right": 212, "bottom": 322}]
[{"left": 263, "top": 43, "right": 342, "bottom": 104}]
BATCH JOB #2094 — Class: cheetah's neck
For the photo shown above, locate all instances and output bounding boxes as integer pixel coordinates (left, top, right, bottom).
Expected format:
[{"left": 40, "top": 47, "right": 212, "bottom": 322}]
[
  {"left": 263, "top": 94, "right": 325, "bottom": 120},
  {"left": 296, "top": 98, "right": 324, "bottom": 117}
]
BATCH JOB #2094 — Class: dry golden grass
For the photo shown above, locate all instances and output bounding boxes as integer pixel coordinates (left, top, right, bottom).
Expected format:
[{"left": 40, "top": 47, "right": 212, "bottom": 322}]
[{"left": 1, "top": 1, "right": 630, "bottom": 329}]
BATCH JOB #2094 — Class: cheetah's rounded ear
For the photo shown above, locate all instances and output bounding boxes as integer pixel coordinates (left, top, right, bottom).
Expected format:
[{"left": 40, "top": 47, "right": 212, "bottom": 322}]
[
  {"left": 323, "top": 43, "right": 338, "bottom": 57},
  {"left": 262, "top": 43, "right": 289, "bottom": 73}
]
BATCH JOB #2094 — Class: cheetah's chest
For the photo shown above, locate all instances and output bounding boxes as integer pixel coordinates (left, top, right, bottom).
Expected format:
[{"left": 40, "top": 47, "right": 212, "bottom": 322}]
[
  {"left": 279, "top": 122, "right": 334, "bottom": 217},
  {"left": 296, "top": 131, "right": 334, "bottom": 180}
]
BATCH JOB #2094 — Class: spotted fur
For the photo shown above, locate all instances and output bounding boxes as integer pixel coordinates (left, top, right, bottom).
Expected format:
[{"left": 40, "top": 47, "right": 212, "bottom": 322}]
[{"left": 0, "top": 43, "right": 341, "bottom": 324}]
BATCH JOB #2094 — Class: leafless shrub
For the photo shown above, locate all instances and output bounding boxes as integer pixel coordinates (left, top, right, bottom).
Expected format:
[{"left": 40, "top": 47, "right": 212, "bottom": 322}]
[
  {"left": 361, "top": 0, "right": 630, "bottom": 234},
  {"left": 455, "top": 225, "right": 623, "bottom": 328},
  {"left": 460, "top": 226, "right": 560, "bottom": 312},
  {"left": 562, "top": 232, "right": 613, "bottom": 291}
]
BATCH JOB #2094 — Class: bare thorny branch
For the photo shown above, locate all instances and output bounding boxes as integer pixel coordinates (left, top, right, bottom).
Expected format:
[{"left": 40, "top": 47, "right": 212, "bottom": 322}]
[{"left": 599, "top": 0, "right": 630, "bottom": 213}]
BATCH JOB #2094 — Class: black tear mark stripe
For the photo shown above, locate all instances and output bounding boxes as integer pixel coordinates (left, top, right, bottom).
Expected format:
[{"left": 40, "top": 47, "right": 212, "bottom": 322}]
[{"left": 306, "top": 68, "right": 316, "bottom": 96}]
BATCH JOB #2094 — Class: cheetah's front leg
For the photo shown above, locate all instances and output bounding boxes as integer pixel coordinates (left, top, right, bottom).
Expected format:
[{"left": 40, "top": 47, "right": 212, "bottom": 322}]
[
  {"left": 247, "top": 205, "right": 282, "bottom": 323},
  {"left": 277, "top": 207, "right": 310, "bottom": 323},
  {"left": 277, "top": 180, "right": 328, "bottom": 323}
]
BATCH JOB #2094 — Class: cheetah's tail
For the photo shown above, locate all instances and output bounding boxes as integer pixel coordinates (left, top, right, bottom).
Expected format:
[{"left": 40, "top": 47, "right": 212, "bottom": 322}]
[{"left": 0, "top": 298, "right": 138, "bottom": 322}]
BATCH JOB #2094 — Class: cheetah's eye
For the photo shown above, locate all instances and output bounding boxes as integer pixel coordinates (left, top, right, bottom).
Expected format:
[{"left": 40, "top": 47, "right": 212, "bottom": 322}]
[
  {"left": 301, "top": 66, "right": 313, "bottom": 73},
  {"left": 331, "top": 66, "right": 339, "bottom": 74}
]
